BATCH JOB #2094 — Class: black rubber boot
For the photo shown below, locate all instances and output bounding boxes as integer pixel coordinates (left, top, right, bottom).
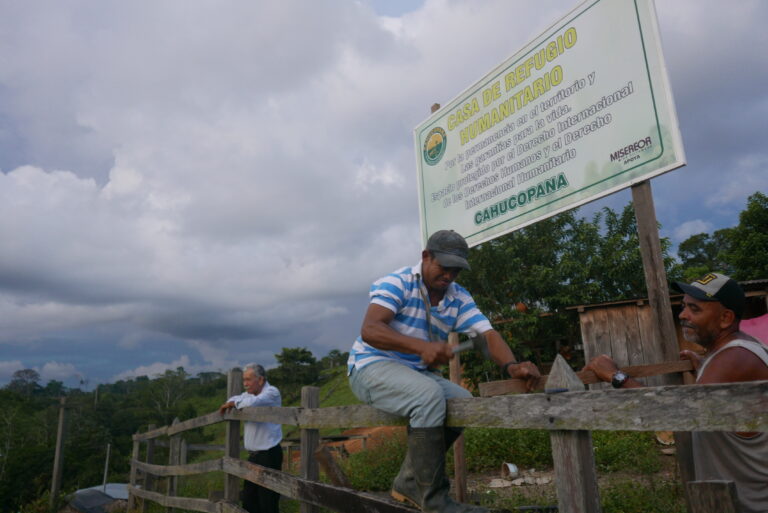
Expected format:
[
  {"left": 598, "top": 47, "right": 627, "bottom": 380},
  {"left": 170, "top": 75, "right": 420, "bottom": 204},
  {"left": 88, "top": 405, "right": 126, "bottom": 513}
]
[
  {"left": 391, "top": 427, "right": 487, "bottom": 513},
  {"left": 392, "top": 425, "right": 462, "bottom": 506},
  {"left": 391, "top": 427, "right": 418, "bottom": 507}
]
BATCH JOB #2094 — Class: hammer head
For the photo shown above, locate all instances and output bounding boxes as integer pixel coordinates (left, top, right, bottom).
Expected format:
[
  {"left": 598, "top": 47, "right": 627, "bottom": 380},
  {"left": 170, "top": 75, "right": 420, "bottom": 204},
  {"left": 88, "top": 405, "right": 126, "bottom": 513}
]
[{"left": 452, "top": 334, "right": 491, "bottom": 359}]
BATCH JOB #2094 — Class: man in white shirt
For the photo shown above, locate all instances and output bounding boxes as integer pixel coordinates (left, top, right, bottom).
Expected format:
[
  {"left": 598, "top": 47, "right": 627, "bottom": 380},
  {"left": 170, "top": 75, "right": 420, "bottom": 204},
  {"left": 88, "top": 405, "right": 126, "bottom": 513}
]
[{"left": 219, "top": 364, "right": 283, "bottom": 513}]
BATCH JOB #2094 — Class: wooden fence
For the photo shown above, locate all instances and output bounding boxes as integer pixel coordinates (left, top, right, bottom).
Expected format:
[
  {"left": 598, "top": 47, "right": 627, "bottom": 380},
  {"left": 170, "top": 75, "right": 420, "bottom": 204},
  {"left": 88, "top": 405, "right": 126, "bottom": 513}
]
[{"left": 128, "top": 357, "right": 768, "bottom": 513}]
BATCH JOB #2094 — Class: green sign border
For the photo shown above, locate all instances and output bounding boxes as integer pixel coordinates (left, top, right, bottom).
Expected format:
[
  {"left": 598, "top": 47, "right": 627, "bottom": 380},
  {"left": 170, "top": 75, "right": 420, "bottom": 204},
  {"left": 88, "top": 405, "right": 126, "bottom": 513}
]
[{"left": 415, "top": 0, "right": 672, "bottom": 244}]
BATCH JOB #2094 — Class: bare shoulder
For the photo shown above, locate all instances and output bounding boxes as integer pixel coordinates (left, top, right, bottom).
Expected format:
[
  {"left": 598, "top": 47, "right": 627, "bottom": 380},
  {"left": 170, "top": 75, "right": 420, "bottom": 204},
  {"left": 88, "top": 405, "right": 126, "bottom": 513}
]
[{"left": 700, "top": 345, "right": 768, "bottom": 384}]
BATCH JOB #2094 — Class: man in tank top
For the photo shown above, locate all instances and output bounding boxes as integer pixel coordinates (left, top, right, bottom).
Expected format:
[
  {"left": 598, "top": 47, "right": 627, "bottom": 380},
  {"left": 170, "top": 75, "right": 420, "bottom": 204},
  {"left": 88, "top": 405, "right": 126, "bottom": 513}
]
[{"left": 585, "top": 273, "right": 768, "bottom": 513}]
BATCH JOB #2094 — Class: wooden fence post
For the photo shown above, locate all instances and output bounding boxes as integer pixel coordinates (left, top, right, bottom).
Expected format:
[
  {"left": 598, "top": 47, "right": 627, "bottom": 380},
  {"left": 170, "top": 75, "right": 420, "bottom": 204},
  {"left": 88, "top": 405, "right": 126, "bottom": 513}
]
[
  {"left": 224, "top": 368, "right": 243, "bottom": 504},
  {"left": 141, "top": 423, "right": 156, "bottom": 513},
  {"left": 180, "top": 439, "right": 188, "bottom": 465},
  {"left": 448, "top": 332, "right": 467, "bottom": 502},
  {"left": 50, "top": 396, "right": 67, "bottom": 512},
  {"left": 128, "top": 437, "right": 140, "bottom": 511},
  {"left": 548, "top": 355, "right": 601, "bottom": 513},
  {"left": 166, "top": 417, "right": 180, "bottom": 513},
  {"left": 300, "top": 386, "right": 320, "bottom": 513},
  {"left": 102, "top": 443, "right": 112, "bottom": 492},
  {"left": 632, "top": 180, "right": 695, "bottom": 509},
  {"left": 314, "top": 446, "right": 352, "bottom": 488},
  {"left": 687, "top": 481, "right": 741, "bottom": 513}
]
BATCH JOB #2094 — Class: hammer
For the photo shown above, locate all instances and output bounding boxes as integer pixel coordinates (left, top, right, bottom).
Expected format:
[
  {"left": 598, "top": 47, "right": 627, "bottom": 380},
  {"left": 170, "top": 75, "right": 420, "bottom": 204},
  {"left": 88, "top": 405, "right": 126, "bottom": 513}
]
[{"left": 451, "top": 334, "right": 491, "bottom": 359}]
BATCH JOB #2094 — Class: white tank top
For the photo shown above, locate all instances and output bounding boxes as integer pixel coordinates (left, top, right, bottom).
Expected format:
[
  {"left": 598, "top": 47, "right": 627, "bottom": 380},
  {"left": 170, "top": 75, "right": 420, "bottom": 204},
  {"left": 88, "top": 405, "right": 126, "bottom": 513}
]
[{"left": 692, "top": 338, "right": 768, "bottom": 513}]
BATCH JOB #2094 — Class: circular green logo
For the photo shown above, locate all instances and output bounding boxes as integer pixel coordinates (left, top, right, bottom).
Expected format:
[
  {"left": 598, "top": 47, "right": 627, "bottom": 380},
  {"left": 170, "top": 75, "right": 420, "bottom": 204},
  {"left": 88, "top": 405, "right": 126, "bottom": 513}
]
[{"left": 423, "top": 127, "right": 447, "bottom": 166}]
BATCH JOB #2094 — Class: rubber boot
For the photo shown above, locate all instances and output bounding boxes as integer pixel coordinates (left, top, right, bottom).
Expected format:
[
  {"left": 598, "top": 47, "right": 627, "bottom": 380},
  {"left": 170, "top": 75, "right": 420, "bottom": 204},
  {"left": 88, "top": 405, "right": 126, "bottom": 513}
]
[
  {"left": 391, "top": 427, "right": 488, "bottom": 513},
  {"left": 392, "top": 426, "right": 462, "bottom": 506}
]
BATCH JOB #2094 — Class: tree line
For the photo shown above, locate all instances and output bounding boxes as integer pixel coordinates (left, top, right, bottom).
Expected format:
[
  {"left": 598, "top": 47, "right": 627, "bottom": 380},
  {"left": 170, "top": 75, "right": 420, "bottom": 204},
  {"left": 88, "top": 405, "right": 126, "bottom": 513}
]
[{"left": 0, "top": 348, "right": 348, "bottom": 513}]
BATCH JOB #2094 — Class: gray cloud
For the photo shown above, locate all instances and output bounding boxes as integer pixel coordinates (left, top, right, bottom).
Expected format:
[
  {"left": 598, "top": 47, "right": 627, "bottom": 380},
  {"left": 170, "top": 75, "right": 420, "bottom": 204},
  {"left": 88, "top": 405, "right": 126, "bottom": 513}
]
[{"left": 0, "top": 0, "right": 764, "bottom": 385}]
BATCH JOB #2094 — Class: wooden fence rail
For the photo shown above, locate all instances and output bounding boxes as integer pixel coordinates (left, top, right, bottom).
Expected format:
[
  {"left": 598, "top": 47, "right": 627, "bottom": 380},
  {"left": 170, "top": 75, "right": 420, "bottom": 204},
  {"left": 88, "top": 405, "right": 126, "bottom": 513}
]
[{"left": 129, "top": 360, "right": 768, "bottom": 513}]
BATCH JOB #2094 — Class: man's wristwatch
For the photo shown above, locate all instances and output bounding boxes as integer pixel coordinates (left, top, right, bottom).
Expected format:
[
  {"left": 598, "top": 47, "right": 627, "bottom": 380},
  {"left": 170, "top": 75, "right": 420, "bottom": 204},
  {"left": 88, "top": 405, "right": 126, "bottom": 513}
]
[{"left": 611, "top": 370, "right": 629, "bottom": 389}]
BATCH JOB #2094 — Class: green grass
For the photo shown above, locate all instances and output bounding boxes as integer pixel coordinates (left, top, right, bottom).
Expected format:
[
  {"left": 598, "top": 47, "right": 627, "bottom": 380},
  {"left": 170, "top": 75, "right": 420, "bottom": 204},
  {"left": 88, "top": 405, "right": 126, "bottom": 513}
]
[{"left": 601, "top": 476, "right": 686, "bottom": 513}]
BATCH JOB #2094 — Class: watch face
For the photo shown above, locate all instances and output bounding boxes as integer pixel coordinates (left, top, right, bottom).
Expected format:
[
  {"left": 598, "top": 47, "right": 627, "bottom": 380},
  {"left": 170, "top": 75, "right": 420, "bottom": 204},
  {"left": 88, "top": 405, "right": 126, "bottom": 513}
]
[{"left": 611, "top": 371, "right": 628, "bottom": 388}]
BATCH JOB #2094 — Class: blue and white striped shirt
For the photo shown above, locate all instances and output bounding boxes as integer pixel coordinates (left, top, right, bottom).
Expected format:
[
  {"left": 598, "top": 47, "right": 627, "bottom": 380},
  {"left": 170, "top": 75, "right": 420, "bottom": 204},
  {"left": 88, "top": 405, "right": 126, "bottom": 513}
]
[{"left": 348, "top": 262, "right": 493, "bottom": 374}]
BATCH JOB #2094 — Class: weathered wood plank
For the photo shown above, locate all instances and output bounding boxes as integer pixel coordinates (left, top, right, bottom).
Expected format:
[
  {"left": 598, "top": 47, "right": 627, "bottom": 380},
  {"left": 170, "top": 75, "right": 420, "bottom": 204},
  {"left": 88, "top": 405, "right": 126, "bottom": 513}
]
[
  {"left": 222, "top": 457, "right": 416, "bottom": 513},
  {"left": 674, "top": 430, "right": 695, "bottom": 513},
  {"left": 314, "top": 446, "right": 352, "bottom": 488},
  {"left": 128, "top": 485, "right": 217, "bottom": 513},
  {"left": 166, "top": 412, "right": 226, "bottom": 436},
  {"left": 478, "top": 360, "right": 695, "bottom": 397},
  {"left": 448, "top": 380, "right": 768, "bottom": 431},
  {"left": 224, "top": 368, "right": 242, "bottom": 504},
  {"left": 167, "top": 418, "right": 181, "bottom": 513},
  {"left": 586, "top": 307, "right": 611, "bottom": 390},
  {"left": 151, "top": 440, "right": 226, "bottom": 452},
  {"left": 301, "top": 386, "right": 320, "bottom": 513},
  {"left": 635, "top": 305, "right": 657, "bottom": 386},
  {"left": 217, "top": 502, "right": 249, "bottom": 513},
  {"left": 128, "top": 437, "right": 140, "bottom": 511},
  {"left": 622, "top": 305, "right": 646, "bottom": 372},
  {"left": 299, "top": 404, "right": 406, "bottom": 429},
  {"left": 135, "top": 458, "right": 223, "bottom": 477},
  {"left": 632, "top": 181, "right": 681, "bottom": 377},
  {"left": 448, "top": 332, "right": 467, "bottom": 503},
  {"left": 687, "top": 480, "right": 740, "bottom": 513},
  {"left": 226, "top": 406, "right": 301, "bottom": 426},
  {"left": 132, "top": 378, "right": 768, "bottom": 434},
  {"left": 142, "top": 424, "right": 156, "bottom": 513},
  {"left": 548, "top": 356, "right": 601, "bottom": 513},
  {"left": 134, "top": 425, "right": 169, "bottom": 441},
  {"left": 606, "top": 306, "right": 631, "bottom": 372}
]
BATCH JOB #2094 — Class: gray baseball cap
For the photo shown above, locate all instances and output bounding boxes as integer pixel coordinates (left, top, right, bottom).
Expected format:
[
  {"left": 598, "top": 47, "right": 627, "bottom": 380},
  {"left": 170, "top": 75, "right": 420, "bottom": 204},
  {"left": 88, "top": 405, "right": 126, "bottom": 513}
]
[
  {"left": 671, "top": 272, "right": 745, "bottom": 318},
  {"left": 426, "top": 230, "right": 471, "bottom": 270}
]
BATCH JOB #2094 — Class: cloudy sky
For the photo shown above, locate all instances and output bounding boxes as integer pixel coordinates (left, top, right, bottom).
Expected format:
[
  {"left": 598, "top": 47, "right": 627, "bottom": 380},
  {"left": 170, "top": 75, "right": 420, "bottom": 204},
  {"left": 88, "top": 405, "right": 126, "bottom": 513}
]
[{"left": 1, "top": 0, "right": 765, "bottom": 387}]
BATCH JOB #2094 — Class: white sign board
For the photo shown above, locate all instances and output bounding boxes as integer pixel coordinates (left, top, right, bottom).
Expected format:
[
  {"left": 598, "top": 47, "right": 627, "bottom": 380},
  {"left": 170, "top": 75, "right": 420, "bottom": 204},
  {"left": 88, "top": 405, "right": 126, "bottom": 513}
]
[{"left": 415, "top": 0, "right": 685, "bottom": 247}]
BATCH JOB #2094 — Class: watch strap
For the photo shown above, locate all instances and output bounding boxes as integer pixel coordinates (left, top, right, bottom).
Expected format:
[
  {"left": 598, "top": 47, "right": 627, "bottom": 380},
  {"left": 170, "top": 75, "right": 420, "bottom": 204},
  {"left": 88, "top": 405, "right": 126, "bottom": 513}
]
[{"left": 611, "top": 370, "right": 629, "bottom": 389}]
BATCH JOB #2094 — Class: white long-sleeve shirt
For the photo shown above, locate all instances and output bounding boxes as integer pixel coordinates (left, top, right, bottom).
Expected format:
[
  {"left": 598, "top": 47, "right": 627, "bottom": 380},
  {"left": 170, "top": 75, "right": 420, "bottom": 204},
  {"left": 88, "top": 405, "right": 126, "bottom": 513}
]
[{"left": 227, "top": 381, "right": 283, "bottom": 451}]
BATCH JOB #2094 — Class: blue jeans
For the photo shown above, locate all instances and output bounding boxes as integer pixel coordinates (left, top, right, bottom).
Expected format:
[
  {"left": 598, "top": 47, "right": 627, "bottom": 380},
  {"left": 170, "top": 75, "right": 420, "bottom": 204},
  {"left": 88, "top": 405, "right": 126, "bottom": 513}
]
[{"left": 349, "top": 359, "right": 472, "bottom": 427}]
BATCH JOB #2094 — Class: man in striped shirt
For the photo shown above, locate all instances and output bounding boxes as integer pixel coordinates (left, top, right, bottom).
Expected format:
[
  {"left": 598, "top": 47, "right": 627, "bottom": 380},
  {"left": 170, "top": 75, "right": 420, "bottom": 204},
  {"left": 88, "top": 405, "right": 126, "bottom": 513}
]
[{"left": 348, "top": 230, "right": 540, "bottom": 513}]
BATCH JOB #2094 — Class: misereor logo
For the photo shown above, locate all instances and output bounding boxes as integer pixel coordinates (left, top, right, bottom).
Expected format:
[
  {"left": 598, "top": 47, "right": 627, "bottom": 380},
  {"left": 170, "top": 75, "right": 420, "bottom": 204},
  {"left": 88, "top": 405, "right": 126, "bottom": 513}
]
[{"left": 423, "top": 127, "right": 447, "bottom": 166}]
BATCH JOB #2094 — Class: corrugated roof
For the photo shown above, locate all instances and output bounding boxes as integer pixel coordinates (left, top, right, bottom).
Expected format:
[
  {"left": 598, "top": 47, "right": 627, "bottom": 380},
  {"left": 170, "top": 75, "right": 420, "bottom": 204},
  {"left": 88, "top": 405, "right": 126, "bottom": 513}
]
[{"left": 566, "top": 278, "right": 767, "bottom": 311}]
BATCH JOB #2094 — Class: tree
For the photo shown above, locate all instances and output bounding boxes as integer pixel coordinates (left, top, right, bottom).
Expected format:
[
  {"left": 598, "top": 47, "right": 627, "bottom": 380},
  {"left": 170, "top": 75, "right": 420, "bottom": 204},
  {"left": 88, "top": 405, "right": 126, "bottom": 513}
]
[
  {"left": 267, "top": 347, "right": 320, "bottom": 402},
  {"left": 42, "top": 380, "right": 66, "bottom": 397},
  {"left": 6, "top": 369, "right": 41, "bottom": 396},
  {"left": 677, "top": 228, "right": 734, "bottom": 280},
  {"left": 723, "top": 192, "right": 768, "bottom": 280},
  {"left": 320, "top": 349, "right": 348, "bottom": 369},
  {"left": 148, "top": 368, "right": 189, "bottom": 424},
  {"left": 458, "top": 202, "right": 677, "bottom": 385}
]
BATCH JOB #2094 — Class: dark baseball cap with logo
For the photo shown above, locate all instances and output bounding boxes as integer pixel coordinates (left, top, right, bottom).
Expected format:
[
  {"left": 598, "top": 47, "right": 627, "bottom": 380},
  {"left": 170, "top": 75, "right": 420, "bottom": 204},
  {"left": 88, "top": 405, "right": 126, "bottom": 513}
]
[
  {"left": 426, "top": 230, "right": 471, "bottom": 270},
  {"left": 671, "top": 272, "right": 745, "bottom": 318}
]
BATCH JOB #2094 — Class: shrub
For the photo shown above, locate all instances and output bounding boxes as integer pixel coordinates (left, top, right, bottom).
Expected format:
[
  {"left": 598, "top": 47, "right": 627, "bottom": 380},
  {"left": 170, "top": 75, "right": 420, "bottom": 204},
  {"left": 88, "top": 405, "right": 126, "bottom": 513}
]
[
  {"left": 592, "top": 431, "right": 661, "bottom": 474},
  {"left": 459, "top": 428, "right": 553, "bottom": 471},
  {"left": 341, "top": 430, "right": 406, "bottom": 491},
  {"left": 601, "top": 477, "right": 685, "bottom": 513}
]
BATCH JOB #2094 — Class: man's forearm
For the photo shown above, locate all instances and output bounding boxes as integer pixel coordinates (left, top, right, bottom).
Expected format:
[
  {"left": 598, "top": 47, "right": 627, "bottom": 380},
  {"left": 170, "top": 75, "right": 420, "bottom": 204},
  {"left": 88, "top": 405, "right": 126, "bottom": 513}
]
[
  {"left": 361, "top": 321, "right": 429, "bottom": 355},
  {"left": 484, "top": 329, "right": 518, "bottom": 367}
]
